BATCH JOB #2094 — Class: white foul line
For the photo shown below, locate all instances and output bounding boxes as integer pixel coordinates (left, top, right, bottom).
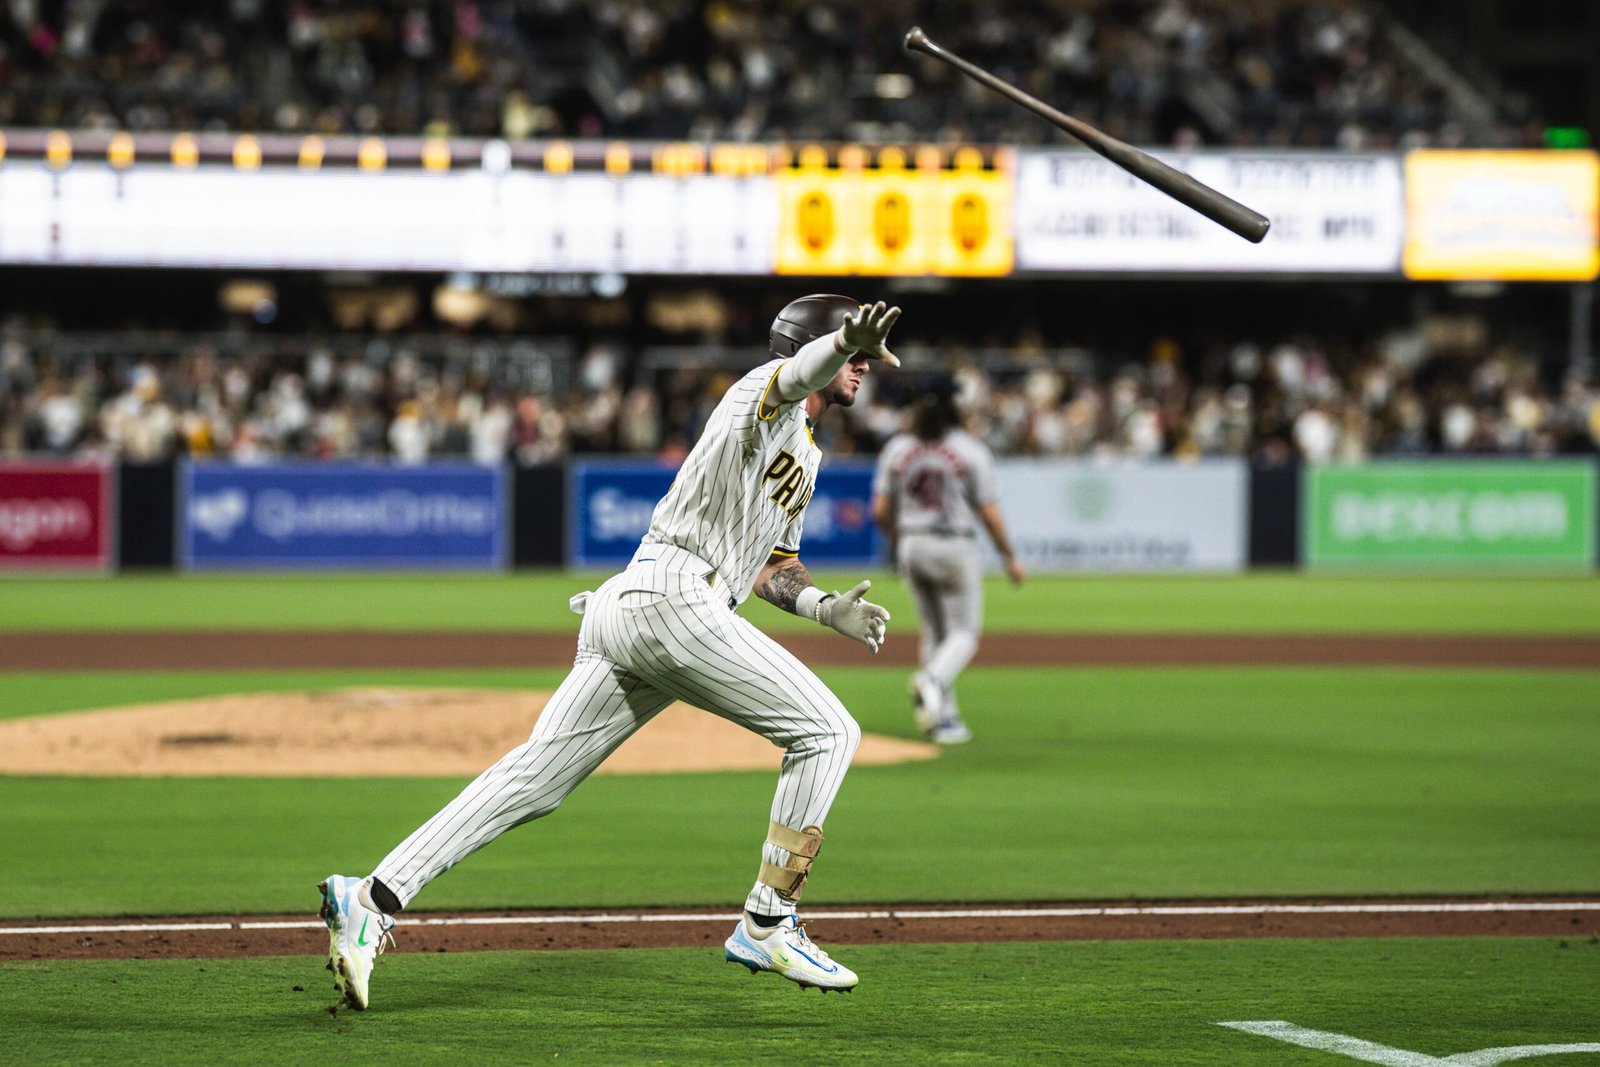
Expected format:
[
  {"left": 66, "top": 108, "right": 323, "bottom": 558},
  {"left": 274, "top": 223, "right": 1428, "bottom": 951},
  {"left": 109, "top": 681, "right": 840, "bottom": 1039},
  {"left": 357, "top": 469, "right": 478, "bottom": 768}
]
[
  {"left": 1220, "top": 1021, "right": 1600, "bottom": 1066},
  {"left": 1220, "top": 1021, "right": 1451, "bottom": 1066},
  {"left": 3, "top": 900, "right": 1597, "bottom": 937}
]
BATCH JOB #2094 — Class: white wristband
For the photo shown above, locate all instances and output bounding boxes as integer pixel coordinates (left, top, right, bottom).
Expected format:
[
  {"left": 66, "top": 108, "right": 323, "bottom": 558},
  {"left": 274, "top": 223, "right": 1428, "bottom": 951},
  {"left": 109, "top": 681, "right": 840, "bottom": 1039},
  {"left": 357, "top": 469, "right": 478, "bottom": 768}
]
[
  {"left": 778, "top": 330, "right": 858, "bottom": 400},
  {"left": 794, "top": 586, "right": 831, "bottom": 623}
]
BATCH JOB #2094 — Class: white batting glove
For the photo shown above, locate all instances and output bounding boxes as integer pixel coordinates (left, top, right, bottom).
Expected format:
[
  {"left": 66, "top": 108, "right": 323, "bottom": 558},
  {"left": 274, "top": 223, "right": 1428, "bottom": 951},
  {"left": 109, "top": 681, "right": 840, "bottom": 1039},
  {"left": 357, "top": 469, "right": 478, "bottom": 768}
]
[
  {"left": 838, "top": 301, "right": 902, "bottom": 368},
  {"left": 816, "top": 579, "right": 891, "bottom": 654}
]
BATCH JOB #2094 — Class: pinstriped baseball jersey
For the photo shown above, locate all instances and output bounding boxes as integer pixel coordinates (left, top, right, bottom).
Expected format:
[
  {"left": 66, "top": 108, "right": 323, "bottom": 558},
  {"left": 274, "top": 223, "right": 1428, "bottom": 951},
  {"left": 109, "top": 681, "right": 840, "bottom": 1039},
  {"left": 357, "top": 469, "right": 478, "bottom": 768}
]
[
  {"left": 643, "top": 357, "right": 820, "bottom": 605},
  {"left": 361, "top": 325, "right": 883, "bottom": 942}
]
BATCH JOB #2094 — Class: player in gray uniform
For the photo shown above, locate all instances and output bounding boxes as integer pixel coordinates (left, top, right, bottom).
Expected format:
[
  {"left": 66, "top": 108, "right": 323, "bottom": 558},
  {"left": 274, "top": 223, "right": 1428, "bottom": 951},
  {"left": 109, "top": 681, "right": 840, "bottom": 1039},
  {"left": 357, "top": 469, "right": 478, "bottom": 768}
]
[
  {"left": 317, "top": 295, "right": 903, "bottom": 1008},
  {"left": 871, "top": 373, "right": 1025, "bottom": 744}
]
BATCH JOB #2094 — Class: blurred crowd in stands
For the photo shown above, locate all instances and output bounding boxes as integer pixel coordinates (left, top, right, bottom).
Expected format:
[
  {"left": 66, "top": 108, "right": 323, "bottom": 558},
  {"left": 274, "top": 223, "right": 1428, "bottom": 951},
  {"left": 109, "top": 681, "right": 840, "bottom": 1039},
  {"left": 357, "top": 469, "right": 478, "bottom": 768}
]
[
  {"left": 0, "top": 0, "right": 1533, "bottom": 149},
  {"left": 0, "top": 1, "right": 1584, "bottom": 467},
  {"left": 3, "top": 314, "right": 1595, "bottom": 466}
]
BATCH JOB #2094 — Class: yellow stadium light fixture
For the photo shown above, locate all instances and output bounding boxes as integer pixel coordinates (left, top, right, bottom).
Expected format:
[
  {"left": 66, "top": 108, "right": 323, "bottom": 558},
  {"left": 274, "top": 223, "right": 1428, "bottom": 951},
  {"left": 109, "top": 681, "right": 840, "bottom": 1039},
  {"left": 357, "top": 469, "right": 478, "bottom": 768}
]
[
  {"left": 711, "top": 144, "right": 741, "bottom": 176},
  {"left": 357, "top": 137, "right": 387, "bottom": 171},
  {"left": 654, "top": 142, "right": 703, "bottom": 176},
  {"left": 45, "top": 129, "right": 71, "bottom": 169},
  {"left": 171, "top": 133, "right": 199, "bottom": 168},
  {"left": 544, "top": 141, "right": 573, "bottom": 173},
  {"left": 721, "top": 144, "right": 759, "bottom": 176},
  {"left": 422, "top": 138, "right": 451, "bottom": 172},
  {"left": 107, "top": 132, "right": 135, "bottom": 169},
  {"left": 604, "top": 141, "right": 631, "bottom": 175},
  {"left": 233, "top": 134, "right": 262, "bottom": 171}
]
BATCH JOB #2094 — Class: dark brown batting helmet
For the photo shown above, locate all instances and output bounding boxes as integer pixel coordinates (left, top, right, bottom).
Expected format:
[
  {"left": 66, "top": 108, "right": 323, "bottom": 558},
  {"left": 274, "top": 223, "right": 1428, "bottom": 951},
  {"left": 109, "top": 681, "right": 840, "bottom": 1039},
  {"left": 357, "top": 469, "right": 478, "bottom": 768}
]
[{"left": 769, "top": 294, "right": 862, "bottom": 359}]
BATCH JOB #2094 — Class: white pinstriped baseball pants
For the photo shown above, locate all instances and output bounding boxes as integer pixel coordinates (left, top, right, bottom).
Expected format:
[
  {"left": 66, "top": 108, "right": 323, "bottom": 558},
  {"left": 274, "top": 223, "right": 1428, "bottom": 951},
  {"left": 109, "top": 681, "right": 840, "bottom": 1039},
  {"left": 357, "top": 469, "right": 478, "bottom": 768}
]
[{"left": 373, "top": 545, "right": 861, "bottom": 917}]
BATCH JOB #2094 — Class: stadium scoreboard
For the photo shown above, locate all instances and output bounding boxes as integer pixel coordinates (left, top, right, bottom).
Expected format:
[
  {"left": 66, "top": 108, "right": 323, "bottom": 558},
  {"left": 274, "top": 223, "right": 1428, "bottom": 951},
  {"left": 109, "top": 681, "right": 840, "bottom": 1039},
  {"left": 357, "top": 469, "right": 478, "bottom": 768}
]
[{"left": 0, "top": 131, "right": 1592, "bottom": 280}]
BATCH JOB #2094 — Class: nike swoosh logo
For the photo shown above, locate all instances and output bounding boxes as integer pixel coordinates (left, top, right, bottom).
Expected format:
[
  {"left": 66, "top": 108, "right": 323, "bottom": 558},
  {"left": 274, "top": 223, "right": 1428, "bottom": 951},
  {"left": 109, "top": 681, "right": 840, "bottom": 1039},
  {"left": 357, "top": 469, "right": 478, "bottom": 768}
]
[
  {"left": 788, "top": 944, "right": 839, "bottom": 973},
  {"left": 356, "top": 915, "right": 370, "bottom": 948}
]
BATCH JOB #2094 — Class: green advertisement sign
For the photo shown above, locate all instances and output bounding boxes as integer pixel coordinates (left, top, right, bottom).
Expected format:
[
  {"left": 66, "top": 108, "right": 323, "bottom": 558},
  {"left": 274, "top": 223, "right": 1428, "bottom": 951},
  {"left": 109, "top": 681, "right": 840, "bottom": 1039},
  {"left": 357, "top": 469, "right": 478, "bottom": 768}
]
[{"left": 1305, "top": 461, "right": 1597, "bottom": 568}]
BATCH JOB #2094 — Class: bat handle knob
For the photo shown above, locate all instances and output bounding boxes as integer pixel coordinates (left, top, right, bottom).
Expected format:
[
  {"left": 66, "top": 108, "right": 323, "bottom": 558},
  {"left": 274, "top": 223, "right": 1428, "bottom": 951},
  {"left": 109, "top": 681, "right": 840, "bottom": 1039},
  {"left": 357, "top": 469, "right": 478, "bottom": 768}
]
[{"left": 903, "top": 26, "right": 931, "bottom": 54}]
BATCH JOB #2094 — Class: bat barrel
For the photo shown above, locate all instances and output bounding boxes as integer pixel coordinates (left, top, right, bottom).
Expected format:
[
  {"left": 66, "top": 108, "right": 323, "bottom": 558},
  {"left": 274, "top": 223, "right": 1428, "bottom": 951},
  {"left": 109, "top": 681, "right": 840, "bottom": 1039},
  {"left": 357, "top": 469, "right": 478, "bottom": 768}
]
[{"left": 903, "top": 26, "right": 1270, "bottom": 243}]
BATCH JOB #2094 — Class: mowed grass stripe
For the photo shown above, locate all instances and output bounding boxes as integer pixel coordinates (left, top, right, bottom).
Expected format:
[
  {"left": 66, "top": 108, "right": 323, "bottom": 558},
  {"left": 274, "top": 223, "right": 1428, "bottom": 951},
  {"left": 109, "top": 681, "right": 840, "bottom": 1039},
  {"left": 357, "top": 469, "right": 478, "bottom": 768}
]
[
  {"left": 3, "top": 666, "right": 1596, "bottom": 916},
  {"left": 0, "top": 939, "right": 1595, "bottom": 1065},
  {"left": 1, "top": 572, "right": 1597, "bottom": 633}
]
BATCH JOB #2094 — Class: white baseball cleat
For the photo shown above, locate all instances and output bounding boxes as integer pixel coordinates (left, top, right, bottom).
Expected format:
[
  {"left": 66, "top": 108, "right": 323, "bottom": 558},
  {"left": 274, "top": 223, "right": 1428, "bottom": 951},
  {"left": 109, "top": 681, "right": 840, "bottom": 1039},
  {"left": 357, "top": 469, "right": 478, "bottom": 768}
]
[
  {"left": 318, "top": 874, "right": 395, "bottom": 1010},
  {"left": 930, "top": 716, "right": 973, "bottom": 745},
  {"left": 724, "top": 915, "right": 859, "bottom": 992}
]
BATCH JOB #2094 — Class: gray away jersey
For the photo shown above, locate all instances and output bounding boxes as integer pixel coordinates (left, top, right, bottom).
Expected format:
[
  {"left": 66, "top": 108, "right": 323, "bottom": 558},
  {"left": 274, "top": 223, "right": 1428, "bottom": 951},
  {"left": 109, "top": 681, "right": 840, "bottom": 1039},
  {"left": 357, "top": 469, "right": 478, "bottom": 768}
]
[
  {"left": 642, "top": 357, "right": 820, "bottom": 604},
  {"left": 873, "top": 429, "right": 997, "bottom": 536}
]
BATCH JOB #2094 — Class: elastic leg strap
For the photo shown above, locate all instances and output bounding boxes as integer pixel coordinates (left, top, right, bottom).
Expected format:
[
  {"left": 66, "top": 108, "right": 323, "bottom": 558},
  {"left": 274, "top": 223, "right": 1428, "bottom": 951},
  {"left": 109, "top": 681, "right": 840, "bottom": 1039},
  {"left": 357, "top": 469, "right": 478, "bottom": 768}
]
[{"left": 756, "top": 821, "right": 824, "bottom": 901}]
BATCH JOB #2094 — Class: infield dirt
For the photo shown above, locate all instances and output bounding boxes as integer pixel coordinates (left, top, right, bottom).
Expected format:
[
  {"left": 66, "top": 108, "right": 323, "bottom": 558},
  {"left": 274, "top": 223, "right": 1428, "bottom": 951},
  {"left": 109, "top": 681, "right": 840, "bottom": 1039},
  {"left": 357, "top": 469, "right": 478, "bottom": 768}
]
[
  {"left": 0, "top": 687, "right": 937, "bottom": 777},
  {"left": 4, "top": 630, "right": 1598, "bottom": 670}
]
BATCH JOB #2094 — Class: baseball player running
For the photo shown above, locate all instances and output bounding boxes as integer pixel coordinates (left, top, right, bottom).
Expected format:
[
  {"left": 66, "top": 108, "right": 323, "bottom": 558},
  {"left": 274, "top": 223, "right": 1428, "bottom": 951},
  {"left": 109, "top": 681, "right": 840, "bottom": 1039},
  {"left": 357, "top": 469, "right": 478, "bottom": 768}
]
[
  {"left": 871, "top": 373, "right": 1024, "bottom": 744},
  {"left": 319, "top": 295, "right": 902, "bottom": 1008}
]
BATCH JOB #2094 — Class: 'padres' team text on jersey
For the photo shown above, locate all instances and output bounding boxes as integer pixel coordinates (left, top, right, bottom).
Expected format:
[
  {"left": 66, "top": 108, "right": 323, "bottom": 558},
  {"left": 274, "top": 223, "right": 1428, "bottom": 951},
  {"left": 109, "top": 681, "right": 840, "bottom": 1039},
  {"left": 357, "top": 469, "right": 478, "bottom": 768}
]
[
  {"left": 873, "top": 429, "right": 997, "bottom": 537},
  {"left": 643, "top": 357, "right": 820, "bottom": 604}
]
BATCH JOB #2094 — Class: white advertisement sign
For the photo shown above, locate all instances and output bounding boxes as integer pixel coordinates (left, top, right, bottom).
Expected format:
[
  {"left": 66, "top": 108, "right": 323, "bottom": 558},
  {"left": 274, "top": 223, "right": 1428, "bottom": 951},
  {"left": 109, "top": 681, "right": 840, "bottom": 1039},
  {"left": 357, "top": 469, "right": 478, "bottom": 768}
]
[
  {"left": 1016, "top": 151, "right": 1403, "bottom": 273},
  {"left": 0, "top": 165, "right": 775, "bottom": 274},
  {"left": 988, "top": 458, "right": 1248, "bottom": 572}
]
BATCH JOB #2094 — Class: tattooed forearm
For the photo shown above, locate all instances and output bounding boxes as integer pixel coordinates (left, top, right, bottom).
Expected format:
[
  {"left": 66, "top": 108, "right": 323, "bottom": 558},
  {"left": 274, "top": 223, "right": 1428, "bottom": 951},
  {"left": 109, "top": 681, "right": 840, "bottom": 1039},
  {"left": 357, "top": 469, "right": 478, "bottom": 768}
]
[{"left": 757, "top": 557, "right": 814, "bottom": 614}]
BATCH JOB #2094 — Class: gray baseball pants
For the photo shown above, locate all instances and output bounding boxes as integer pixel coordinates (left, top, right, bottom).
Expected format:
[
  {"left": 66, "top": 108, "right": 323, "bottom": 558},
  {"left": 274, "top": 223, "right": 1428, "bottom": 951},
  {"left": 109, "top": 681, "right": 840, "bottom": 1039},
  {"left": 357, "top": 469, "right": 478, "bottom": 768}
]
[{"left": 899, "top": 532, "right": 984, "bottom": 706}]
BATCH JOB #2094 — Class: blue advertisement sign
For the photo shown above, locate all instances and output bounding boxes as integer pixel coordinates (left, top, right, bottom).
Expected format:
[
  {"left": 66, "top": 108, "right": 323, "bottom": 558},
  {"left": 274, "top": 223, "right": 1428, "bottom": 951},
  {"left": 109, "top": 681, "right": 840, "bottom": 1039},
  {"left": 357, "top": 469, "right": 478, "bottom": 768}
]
[
  {"left": 569, "top": 459, "right": 882, "bottom": 569},
  {"left": 181, "top": 462, "right": 507, "bottom": 570}
]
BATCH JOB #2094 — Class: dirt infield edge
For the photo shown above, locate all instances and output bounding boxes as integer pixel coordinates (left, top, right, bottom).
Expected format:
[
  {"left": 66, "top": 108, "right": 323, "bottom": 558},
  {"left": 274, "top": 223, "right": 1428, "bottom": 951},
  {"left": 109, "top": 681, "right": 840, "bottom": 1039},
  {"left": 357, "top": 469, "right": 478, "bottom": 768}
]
[
  {"left": 4, "top": 631, "right": 1599, "bottom": 671},
  {"left": 6, "top": 899, "right": 1599, "bottom": 962}
]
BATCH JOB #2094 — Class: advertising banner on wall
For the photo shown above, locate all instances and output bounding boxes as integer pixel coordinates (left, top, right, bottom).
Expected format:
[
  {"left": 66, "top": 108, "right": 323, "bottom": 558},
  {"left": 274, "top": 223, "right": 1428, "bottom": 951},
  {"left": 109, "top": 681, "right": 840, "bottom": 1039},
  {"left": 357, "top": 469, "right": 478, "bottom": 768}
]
[
  {"left": 987, "top": 459, "right": 1248, "bottom": 572},
  {"left": 570, "top": 459, "right": 881, "bottom": 571},
  {"left": 1305, "top": 461, "right": 1597, "bottom": 568},
  {"left": 181, "top": 463, "right": 507, "bottom": 569},
  {"left": 1015, "top": 151, "right": 1404, "bottom": 274},
  {"left": 0, "top": 461, "right": 113, "bottom": 570},
  {"left": 1402, "top": 150, "right": 1600, "bottom": 281}
]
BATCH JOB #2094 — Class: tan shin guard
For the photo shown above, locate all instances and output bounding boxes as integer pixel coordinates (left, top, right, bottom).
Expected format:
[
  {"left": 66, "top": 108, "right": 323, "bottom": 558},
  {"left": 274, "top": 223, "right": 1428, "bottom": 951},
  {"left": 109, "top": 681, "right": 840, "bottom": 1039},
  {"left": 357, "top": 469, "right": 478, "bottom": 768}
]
[{"left": 756, "top": 821, "right": 824, "bottom": 902}]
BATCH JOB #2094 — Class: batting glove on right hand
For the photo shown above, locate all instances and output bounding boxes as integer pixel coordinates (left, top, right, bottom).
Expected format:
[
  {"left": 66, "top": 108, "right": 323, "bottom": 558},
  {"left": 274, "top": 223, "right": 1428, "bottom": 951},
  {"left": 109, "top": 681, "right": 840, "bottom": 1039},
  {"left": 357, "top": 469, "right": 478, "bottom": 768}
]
[
  {"left": 837, "top": 301, "right": 902, "bottom": 367},
  {"left": 816, "top": 579, "right": 891, "bottom": 654}
]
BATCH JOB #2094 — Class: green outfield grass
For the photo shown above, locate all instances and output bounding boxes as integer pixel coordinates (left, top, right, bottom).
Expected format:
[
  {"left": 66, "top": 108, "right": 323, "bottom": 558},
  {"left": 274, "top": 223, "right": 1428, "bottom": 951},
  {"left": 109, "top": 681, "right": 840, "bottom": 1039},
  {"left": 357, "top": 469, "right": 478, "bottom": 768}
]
[
  {"left": 4, "top": 665, "right": 1596, "bottom": 918},
  {"left": 1, "top": 571, "right": 1597, "bottom": 633},
  {"left": 5, "top": 572, "right": 1597, "bottom": 1066},
  {"left": 1, "top": 939, "right": 1595, "bottom": 1065}
]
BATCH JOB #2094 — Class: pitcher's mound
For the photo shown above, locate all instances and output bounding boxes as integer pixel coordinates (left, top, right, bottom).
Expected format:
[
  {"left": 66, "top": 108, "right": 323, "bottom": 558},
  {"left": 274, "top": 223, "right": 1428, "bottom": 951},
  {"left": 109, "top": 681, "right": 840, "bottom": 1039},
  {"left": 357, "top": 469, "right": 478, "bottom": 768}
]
[{"left": 0, "top": 688, "right": 940, "bottom": 777}]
